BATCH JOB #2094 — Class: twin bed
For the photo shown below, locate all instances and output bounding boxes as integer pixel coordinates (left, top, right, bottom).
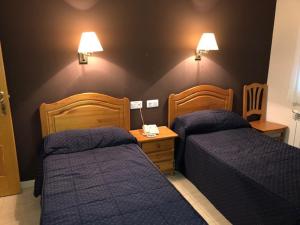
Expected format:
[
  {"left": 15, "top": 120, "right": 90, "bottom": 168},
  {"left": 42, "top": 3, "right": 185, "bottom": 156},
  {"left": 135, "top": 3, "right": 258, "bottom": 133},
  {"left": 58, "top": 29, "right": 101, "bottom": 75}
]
[
  {"left": 35, "top": 85, "right": 300, "bottom": 225},
  {"left": 35, "top": 93, "right": 206, "bottom": 225},
  {"left": 169, "top": 85, "right": 300, "bottom": 225}
]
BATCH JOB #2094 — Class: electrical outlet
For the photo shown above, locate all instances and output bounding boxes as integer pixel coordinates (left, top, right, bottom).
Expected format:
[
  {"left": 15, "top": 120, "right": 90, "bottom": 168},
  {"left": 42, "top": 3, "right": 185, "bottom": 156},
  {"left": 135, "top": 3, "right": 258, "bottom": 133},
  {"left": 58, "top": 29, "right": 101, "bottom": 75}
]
[
  {"left": 130, "top": 101, "right": 143, "bottom": 109},
  {"left": 147, "top": 99, "right": 159, "bottom": 108}
]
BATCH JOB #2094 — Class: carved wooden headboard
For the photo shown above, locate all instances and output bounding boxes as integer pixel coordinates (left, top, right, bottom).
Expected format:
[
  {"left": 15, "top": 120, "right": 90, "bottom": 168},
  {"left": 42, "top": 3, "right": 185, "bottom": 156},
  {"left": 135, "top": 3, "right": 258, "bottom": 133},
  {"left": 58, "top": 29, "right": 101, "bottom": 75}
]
[
  {"left": 168, "top": 85, "right": 234, "bottom": 127},
  {"left": 40, "top": 93, "right": 130, "bottom": 137}
]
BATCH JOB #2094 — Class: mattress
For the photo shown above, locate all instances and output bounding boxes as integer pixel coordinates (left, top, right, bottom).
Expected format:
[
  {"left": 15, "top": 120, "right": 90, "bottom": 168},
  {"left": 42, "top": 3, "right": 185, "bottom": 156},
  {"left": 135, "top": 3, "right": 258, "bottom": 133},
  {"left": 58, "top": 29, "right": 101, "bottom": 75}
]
[
  {"left": 39, "top": 141, "right": 207, "bottom": 225},
  {"left": 184, "top": 128, "right": 300, "bottom": 225}
]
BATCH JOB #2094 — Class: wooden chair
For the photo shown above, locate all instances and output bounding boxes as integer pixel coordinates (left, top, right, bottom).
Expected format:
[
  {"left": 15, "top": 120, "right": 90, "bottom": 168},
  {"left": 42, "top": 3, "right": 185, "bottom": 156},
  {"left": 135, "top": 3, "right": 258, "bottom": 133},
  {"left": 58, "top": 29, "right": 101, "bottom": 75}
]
[{"left": 243, "top": 83, "right": 287, "bottom": 141}]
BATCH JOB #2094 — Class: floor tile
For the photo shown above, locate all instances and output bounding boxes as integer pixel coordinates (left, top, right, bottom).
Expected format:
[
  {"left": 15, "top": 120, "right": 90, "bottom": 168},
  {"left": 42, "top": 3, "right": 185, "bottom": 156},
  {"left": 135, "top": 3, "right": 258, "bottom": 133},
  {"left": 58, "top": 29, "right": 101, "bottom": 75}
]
[
  {"left": 167, "top": 172, "right": 231, "bottom": 225},
  {"left": 0, "top": 187, "right": 40, "bottom": 225}
]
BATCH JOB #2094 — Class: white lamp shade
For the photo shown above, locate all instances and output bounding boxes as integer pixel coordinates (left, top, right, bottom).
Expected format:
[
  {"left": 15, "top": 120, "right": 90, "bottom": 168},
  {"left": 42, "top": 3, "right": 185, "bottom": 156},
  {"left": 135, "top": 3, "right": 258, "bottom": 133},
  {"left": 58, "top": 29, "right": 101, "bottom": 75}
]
[
  {"left": 78, "top": 32, "right": 103, "bottom": 53},
  {"left": 197, "top": 33, "right": 219, "bottom": 51}
]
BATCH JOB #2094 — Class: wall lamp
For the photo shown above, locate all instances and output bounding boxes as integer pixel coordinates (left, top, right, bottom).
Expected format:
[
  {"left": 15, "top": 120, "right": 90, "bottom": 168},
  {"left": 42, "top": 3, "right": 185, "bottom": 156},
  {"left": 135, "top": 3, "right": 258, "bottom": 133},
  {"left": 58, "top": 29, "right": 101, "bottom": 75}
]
[
  {"left": 78, "top": 32, "right": 103, "bottom": 64},
  {"left": 195, "top": 33, "right": 219, "bottom": 61}
]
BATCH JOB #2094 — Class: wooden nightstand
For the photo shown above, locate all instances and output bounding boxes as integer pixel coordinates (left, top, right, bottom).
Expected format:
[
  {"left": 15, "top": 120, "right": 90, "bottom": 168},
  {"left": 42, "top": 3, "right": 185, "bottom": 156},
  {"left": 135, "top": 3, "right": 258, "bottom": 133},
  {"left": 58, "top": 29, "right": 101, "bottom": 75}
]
[
  {"left": 130, "top": 126, "right": 178, "bottom": 175},
  {"left": 250, "top": 120, "right": 288, "bottom": 141}
]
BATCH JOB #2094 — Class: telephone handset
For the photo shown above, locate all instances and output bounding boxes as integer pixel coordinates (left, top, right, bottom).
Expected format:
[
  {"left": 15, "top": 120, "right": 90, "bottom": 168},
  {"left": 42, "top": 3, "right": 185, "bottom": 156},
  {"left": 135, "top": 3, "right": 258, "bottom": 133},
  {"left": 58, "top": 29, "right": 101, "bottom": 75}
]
[
  {"left": 139, "top": 108, "right": 159, "bottom": 137},
  {"left": 142, "top": 124, "right": 159, "bottom": 137}
]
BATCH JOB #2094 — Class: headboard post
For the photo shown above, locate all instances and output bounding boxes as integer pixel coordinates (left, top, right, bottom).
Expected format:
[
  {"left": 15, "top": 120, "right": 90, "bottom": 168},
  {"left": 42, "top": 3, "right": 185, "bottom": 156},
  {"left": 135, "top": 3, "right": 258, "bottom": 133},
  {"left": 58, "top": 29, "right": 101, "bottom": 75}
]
[
  {"left": 40, "top": 93, "right": 130, "bottom": 138},
  {"left": 168, "top": 94, "right": 176, "bottom": 128},
  {"left": 168, "top": 85, "right": 234, "bottom": 127}
]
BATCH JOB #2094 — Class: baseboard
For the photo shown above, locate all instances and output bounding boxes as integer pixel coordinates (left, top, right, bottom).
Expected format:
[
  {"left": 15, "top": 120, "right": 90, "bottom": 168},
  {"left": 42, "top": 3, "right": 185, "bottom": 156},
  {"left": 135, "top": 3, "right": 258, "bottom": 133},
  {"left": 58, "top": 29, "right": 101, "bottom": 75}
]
[{"left": 21, "top": 179, "right": 35, "bottom": 189}]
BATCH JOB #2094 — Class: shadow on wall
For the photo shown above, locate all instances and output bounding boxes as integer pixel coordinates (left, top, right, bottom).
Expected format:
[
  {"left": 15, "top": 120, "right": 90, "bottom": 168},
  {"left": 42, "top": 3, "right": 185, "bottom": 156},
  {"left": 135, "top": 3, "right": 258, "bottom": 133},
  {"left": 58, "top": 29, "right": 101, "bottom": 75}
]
[
  {"left": 13, "top": 56, "right": 132, "bottom": 129},
  {"left": 144, "top": 55, "right": 236, "bottom": 96},
  {"left": 30, "top": 57, "right": 131, "bottom": 102},
  {"left": 131, "top": 54, "right": 234, "bottom": 127},
  {"left": 191, "top": 0, "right": 221, "bottom": 12},
  {"left": 64, "top": 0, "right": 99, "bottom": 10},
  {"left": 64, "top": 0, "right": 222, "bottom": 12}
]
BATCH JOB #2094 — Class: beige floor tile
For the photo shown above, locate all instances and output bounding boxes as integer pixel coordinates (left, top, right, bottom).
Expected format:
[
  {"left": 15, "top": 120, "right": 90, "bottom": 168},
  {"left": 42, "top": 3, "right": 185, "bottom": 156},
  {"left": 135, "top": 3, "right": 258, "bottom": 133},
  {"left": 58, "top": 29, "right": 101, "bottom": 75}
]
[
  {"left": 168, "top": 172, "right": 232, "bottom": 225},
  {"left": 0, "top": 187, "right": 40, "bottom": 225}
]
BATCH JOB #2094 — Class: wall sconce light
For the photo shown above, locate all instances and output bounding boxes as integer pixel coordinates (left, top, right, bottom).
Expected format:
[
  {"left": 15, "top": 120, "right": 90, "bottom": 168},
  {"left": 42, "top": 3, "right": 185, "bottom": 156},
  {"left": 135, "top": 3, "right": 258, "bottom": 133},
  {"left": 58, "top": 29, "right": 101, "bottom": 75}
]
[
  {"left": 78, "top": 32, "right": 103, "bottom": 64},
  {"left": 195, "top": 33, "right": 219, "bottom": 61}
]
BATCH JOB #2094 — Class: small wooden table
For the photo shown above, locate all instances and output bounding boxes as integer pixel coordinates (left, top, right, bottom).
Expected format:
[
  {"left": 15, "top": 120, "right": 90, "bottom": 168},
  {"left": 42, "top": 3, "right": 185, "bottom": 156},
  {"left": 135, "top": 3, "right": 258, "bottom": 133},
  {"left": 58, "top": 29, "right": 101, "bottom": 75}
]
[
  {"left": 250, "top": 120, "right": 288, "bottom": 141},
  {"left": 130, "top": 126, "right": 178, "bottom": 175}
]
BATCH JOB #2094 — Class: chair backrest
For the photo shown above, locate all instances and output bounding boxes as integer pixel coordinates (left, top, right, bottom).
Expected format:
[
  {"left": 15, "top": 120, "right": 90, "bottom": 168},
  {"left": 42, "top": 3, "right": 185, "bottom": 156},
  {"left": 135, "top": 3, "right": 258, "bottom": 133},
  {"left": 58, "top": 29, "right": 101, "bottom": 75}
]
[{"left": 243, "top": 83, "right": 268, "bottom": 121}]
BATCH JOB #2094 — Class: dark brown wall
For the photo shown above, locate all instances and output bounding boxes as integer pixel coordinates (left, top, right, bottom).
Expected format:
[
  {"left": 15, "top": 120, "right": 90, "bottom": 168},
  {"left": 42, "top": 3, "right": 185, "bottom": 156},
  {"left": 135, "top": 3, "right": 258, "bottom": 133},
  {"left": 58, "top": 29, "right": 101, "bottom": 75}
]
[{"left": 0, "top": 0, "right": 276, "bottom": 181}]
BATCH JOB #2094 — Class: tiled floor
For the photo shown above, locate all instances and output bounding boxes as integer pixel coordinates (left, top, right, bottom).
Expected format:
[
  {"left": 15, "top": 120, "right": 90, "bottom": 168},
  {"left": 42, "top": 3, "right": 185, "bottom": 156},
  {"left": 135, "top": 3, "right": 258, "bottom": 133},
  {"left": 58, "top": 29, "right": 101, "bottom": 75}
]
[
  {"left": 0, "top": 173, "right": 231, "bottom": 225},
  {"left": 0, "top": 187, "right": 40, "bottom": 225},
  {"left": 168, "top": 172, "right": 231, "bottom": 225}
]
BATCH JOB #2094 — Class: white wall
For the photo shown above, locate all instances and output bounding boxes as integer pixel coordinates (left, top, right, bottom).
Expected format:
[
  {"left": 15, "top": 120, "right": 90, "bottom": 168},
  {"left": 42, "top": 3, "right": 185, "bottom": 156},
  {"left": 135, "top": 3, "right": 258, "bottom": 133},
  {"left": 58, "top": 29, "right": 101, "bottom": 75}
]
[{"left": 267, "top": 0, "right": 300, "bottom": 145}]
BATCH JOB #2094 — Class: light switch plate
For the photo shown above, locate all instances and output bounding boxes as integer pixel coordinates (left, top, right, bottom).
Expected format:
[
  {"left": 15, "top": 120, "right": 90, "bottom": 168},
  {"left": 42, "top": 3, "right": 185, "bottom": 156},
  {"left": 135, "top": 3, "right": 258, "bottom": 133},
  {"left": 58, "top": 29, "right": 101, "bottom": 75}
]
[
  {"left": 130, "top": 101, "right": 143, "bottom": 109},
  {"left": 147, "top": 99, "right": 159, "bottom": 108}
]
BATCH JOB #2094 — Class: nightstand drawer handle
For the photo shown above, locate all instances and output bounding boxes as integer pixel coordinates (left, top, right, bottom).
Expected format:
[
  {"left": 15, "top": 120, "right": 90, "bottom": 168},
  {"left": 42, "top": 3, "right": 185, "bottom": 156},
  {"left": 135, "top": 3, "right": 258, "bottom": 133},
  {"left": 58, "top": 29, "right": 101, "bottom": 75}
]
[{"left": 156, "top": 143, "right": 161, "bottom": 148}]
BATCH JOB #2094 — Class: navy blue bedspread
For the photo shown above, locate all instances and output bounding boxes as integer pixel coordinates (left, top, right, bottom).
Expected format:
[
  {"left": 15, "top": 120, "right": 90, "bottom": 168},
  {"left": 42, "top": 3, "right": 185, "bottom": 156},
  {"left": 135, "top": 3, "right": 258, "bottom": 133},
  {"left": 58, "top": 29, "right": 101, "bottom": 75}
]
[
  {"left": 172, "top": 110, "right": 300, "bottom": 224},
  {"left": 186, "top": 129, "right": 300, "bottom": 224},
  {"left": 36, "top": 128, "right": 207, "bottom": 225},
  {"left": 172, "top": 110, "right": 250, "bottom": 173}
]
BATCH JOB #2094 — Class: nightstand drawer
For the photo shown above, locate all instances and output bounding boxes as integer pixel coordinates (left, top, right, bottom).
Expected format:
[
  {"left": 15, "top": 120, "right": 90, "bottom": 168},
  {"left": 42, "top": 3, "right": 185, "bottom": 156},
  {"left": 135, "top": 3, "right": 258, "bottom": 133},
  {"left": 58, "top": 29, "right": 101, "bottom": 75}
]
[
  {"left": 154, "top": 160, "right": 173, "bottom": 172},
  {"left": 142, "top": 139, "right": 173, "bottom": 153},
  {"left": 129, "top": 126, "right": 178, "bottom": 175},
  {"left": 147, "top": 150, "right": 173, "bottom": 163}
]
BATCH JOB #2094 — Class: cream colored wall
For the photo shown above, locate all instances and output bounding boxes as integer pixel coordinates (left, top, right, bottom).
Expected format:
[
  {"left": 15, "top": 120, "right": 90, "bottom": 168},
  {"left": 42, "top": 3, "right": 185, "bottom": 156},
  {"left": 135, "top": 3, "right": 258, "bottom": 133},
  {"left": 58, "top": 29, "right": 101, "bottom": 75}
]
[{"left": 267, "top": 0, "right": 300, "bottom": 145}]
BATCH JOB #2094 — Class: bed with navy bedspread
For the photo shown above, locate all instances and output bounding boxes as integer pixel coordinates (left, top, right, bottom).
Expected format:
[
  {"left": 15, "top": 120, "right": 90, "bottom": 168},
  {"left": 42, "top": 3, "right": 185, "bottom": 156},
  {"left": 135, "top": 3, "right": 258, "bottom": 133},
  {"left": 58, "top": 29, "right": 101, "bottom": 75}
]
[
  {"left": 34, "top": 127, "right": 207, "bottom": 225},
  {"left": 172, "top": 110, "right": 300, "bottom": 225}
]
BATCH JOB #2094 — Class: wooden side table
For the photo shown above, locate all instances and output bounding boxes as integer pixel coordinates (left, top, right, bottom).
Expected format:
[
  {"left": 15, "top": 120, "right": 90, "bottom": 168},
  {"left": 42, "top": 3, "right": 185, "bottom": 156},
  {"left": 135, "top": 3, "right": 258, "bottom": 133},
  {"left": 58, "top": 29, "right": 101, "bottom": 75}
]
[
  {"left": 250, "top": 120, "right": 288, "bottom": 141},
  {"left": 129, "top": 126, "right": 178, "bottom": 175}
]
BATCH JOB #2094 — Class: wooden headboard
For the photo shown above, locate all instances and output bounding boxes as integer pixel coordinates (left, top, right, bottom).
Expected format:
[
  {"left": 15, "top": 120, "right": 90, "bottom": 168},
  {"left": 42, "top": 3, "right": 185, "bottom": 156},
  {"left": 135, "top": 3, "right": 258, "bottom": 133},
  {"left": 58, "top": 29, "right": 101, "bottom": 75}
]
[
  {"left": 168, "top": 85, "right": 234, "bottom": 127},
  {"left": 40, "top": 93, "right": 130, "bottom": 137}
]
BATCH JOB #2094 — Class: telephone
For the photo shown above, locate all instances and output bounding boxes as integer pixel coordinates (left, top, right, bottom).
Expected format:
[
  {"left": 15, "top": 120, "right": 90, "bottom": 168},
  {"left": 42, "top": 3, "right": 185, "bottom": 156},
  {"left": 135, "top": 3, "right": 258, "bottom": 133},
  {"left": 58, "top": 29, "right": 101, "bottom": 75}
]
[
  {"left": 139, "top": 108, "right": 159, "bottom": 137},
  {"left": 142, "top": 124, "right": 159, "bottom": 137}
]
